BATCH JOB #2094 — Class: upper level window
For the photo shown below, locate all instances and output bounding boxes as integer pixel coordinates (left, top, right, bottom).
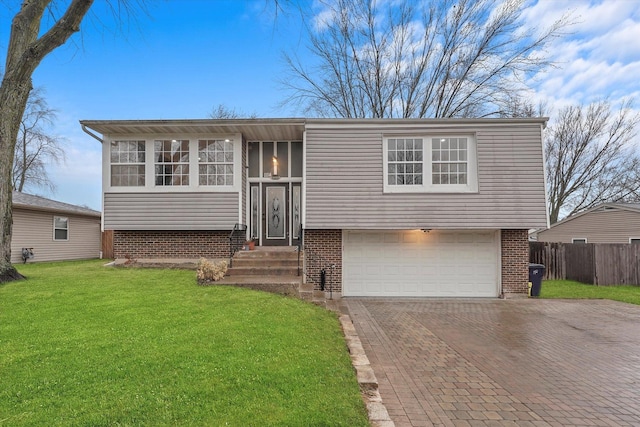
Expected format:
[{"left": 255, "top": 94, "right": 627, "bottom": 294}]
[
  {"left": 384, "top": 135, "right": 477, "bottom": 193},
  {"left": 432, "top": 138, "right": 467, "bottom": 185},
  {"left": 110, "top": 141, "right": 145, "bottom": 187},
  {"left": 198, "top": 139, "right": 234, "bottom": 186},
  {"left": 155, "top": 140, "right": 189, "bottom": 186},
  {"left": 388, "top": 138, "right": 423, "bottom": 185},
  {"left": 53, "top": 216, "right": 68, "bottom": 241}
]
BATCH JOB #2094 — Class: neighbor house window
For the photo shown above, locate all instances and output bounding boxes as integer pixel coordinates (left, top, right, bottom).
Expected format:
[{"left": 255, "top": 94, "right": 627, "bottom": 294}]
[
  {"left": 630, "top": 238, "right": 640, "bottom": 244},
  {"left": 572, "top": 238, "right": 587, "bottom": 244},
  {"left": 384, "top": 135, "right": 476, "bottom": 193},
  {"left": 53, "top": 216, "right": 68, "bottom": 241},
  {"left": 155, "top": 140, "right": 189, "bottom": 186},
  {"left": 198, "top": 139, "right": 234, "bottom": 186},
  {"left": 110, "top": 140, "right": 145, "bottom": 186}
]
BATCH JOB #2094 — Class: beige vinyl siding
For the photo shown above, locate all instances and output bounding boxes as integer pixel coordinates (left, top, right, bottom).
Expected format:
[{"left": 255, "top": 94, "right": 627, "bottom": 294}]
[
  {"left": 305, "top": 123, "right": 547, "bottom": 229},
  {"left": 11, "top": 209, "right": 101, "bottom": 264},
  {"left": 537, "top": 209, "right": 640, "bottom": 243},
  {"left": 104, "top": 192, "right": 238, "bottom": 230}
]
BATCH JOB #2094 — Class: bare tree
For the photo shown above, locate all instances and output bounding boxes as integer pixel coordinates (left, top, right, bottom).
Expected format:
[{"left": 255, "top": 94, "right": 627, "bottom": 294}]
[
  {"left": 208, "top": 103, "right": 258, "bottom": 119},
  {"left": 282, "top": 0, "right": 570, "bottom": 118},
  {"left": 0, "top": 1, "right": 145, "bottom": 282},
  {"left": 13, "top": 87, "right": 65, "bottom": 193},
  {"left": 546, "top": 100, "right": 640, "bottom": 224}
]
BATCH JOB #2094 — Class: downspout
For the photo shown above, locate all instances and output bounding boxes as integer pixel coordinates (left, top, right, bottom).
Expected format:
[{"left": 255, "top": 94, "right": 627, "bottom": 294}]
[
  {"left": 81, "top": 124, "right": 103, "bottom": 143},
  {"left": 80, "top": 123, "right": 105, "bottom": 238}
]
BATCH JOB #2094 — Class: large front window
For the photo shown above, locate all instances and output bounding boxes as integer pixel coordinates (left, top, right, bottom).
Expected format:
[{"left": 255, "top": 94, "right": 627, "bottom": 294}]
[
  {"left": 155, "top": 140, "right": 189, "bottom": 186},
  {"left": 198, "top": 139, "right": 234, "bottom": 186},
  {"left": 384, "top": 135, "right": 476, "bottom": 193},
  {"left": 110, "top": 141, "right": 145, "bottom": 187}
]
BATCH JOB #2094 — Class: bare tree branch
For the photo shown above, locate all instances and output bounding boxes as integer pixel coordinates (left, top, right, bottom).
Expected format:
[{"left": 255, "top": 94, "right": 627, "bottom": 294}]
[
  {"left": 280, "top": 0, "right": 571, "bottom": 118},
  {"left": 545, "top": 100, "right": 640, "bottom": 223},
  {"left": 12, "top": 87, "right": 66, "bottom": 193}
]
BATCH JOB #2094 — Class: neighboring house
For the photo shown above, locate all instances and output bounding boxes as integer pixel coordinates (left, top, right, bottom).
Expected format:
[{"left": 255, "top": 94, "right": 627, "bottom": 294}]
[
  {"left": 80, "top": 118, "right": 548, "bottom": 297},
  {"left": 11, "top": 192, "right": 102, "bottom": 264},
  {"left": 535, "top": 203, "right": 640, "bottom": 244}
]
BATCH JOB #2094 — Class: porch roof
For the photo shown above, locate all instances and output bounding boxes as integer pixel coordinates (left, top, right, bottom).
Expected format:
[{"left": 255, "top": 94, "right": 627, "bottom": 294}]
[{"left": 80, "top": 118, "right": 307, "bottom": 142}]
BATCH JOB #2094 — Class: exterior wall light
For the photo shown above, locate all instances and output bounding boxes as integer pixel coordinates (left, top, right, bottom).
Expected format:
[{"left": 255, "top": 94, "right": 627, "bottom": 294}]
[{"left": 272, "top": 156, "right": 280, "bottom": 180}]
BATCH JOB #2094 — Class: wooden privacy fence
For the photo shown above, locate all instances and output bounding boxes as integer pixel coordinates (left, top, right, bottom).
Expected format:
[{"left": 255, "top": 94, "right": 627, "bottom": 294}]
[
  {"left": 102, "top": 230, "right": 114, "bottom": 259},
  {"left": 530, "top": 242, "right": 640, "bottom": 286}
]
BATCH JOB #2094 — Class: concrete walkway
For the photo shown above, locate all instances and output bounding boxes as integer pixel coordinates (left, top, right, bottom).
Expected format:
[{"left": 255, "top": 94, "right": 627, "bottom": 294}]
[{"left": 345, "top": 298, "right": 640, "bottom": 427}]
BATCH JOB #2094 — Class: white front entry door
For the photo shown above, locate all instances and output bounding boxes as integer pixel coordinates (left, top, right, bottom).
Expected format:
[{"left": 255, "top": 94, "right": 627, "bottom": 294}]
[{"left": 343, "top": 230, "right": 500, "bottom": 297}]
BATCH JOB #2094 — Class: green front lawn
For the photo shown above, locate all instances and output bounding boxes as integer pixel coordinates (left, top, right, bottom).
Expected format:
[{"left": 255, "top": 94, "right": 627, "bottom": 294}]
[
  {"left": 0, "top": 260, "right": 368, "bottom": 426},
  {"left": 541, "top": 279, "right": 640, "bottom": 305}
]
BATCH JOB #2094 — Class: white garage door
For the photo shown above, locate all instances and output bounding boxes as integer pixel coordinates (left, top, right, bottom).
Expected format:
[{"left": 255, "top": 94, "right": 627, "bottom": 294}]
[{"left": 343, "top": 230, "right": 499, "bottom": 297}]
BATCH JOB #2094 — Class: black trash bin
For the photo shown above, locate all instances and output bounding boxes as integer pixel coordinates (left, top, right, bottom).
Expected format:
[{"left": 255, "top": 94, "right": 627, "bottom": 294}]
[{"left": 528, "top": 264, "right": 545, "bottom": 297}]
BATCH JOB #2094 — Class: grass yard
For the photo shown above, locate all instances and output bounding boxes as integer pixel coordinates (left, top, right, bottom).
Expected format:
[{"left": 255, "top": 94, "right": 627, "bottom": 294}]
[
  {"left": 541, "top": 279, "right": 640, "bottom": 305},
  {"left": 0, "top": 260, "right": 368, "bottom": 426}
]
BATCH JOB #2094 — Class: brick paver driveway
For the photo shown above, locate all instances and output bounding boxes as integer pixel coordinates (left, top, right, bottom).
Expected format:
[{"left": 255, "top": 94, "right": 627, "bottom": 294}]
[{"left": 345, "top": 299, "right": 640, "bottom": 427}]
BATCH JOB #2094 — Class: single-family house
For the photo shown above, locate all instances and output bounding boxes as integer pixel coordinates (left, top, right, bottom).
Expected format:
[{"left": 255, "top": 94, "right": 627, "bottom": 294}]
[
  {"left": 535, "top": 203, "right": 640, "bottom": 244},
  {"left": 80, "top": 118, "right": 548, "bottom": 297},
  {"left": 11, "top": 191, "right": 102, "bottom": 264}
]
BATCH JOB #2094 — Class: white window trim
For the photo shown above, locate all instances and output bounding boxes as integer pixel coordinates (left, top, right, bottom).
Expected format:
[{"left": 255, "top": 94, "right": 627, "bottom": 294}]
[
  {"left": 104, "top": 133, "right": 242, "bottom": 193},
  {"left": 383, "top": 134, "right": 478, "bottom": 194},
  {"left": 629, "top": 237, "right": 640, "bottom": 244},
  {"left": 572, "top": 237, "right": 588, "bottom": 243},
  {"left": 53, "top": 216, "right": 69, "bottom": 241}
]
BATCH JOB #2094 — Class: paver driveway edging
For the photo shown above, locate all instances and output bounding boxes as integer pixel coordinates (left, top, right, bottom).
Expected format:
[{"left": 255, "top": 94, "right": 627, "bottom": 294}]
[
  {"left": 345, "top": 298, "right": 640, "bottom": 427},
  {"left": 340, "top": 314, "right": 395, "bottom": 427}
]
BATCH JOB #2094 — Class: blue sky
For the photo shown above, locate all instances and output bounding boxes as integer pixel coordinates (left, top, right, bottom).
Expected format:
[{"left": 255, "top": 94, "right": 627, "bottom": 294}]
[{"left": 1, "top": 0, "right": 639, "bottom": 210}]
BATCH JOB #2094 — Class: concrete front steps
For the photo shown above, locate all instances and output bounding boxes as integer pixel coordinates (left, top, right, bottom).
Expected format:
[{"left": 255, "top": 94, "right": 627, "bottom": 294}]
[
  {"left": 217, "top": 247, "right": 342, "bottom": 311},
  {"left": 217, "top": 247, "right": 302, "bottom": 297}
]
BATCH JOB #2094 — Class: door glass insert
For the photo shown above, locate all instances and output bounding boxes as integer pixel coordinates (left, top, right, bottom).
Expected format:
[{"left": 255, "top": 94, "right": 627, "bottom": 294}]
[
  {"left": 292, "top": 185, "right": 301, "bottom": 239},
  {"left": 266, "top": 186, "right": 286, "bottom": 239},
  {"left": 251, "top": 186, "right": 259, "bottom": 240}
]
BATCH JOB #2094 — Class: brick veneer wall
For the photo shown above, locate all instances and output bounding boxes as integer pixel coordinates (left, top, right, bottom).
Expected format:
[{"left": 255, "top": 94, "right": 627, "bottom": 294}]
[
  {"left": 501, "top": 229, "right": 529, "bottom": 295},
  {"left": 113, "top": 230, "right": 228, "bottom": 259},
  {"left": 304, "top": 229, "right": 343, "bottom": 292}
]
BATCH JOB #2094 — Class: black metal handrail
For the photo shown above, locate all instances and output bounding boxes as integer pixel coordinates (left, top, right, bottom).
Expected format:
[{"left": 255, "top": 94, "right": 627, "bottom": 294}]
[
  {"left": 296, "top": 223, "right": 303, "bottom": 276},
  {"left": 228, "top": 223, "right": 247, "bottom": 267}
]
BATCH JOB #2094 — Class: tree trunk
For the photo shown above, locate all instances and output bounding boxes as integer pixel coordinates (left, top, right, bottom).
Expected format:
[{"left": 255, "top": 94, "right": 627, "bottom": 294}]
[
  {"left": 0, "top": 79, "right": 31, "bottom": 282},
  {"left": 0, "top": 0, "right": 94, "bottom": 283}
]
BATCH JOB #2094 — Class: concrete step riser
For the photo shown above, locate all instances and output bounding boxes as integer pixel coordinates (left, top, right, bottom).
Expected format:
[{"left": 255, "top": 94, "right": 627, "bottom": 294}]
[
  {"left": 234, "top": 252, "right": 299, "bottom": 260},
  {"left": 227, "top": 268, "right": 300, "bottom": 276},
  {"left": 232, "top": 259, "right": 299, "bottom": 268}
]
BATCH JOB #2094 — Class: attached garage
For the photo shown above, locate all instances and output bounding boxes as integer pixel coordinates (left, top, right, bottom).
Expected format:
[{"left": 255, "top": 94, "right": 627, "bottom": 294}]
[{"left": 343, "top": 230, "right": 500, "bottom": 297}]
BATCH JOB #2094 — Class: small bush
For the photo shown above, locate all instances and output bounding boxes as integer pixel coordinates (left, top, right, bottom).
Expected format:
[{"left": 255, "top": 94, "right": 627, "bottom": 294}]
[{"left": 196, "top": 258, "right": 228, "bottom": 284}]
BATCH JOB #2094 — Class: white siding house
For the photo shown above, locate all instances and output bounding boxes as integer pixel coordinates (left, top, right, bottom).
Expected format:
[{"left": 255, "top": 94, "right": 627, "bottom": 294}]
[{"left": 81, "top": 118, "right": 549, "bottom": 297}]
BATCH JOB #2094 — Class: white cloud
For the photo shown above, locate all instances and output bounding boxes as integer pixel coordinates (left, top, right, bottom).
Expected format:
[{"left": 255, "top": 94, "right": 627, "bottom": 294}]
[{"left": 522, "top": 0, "right": 640, "bottom": 115}]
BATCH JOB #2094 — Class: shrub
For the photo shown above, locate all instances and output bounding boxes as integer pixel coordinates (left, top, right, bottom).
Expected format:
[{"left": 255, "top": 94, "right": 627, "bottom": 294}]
[{"left": 196, "top": 258, "right": 227, "bottom": 284}]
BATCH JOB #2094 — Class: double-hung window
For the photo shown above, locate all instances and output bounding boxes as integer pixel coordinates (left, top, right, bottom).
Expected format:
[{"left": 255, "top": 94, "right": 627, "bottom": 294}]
[
  {"left": 53, "top": 216, "right": 68, "bottom": 241},
  {"left": 383, "top": 135, "right": 476, "bottom": 193},
  {"left": 110, "top": 141, "right": 145, "bottom": 187},
  {"left": 198, "top": 139, "right": 234, "bottom": 186},
  {"left": 154, "top": 140, "right": 189, "bottom": 186}
]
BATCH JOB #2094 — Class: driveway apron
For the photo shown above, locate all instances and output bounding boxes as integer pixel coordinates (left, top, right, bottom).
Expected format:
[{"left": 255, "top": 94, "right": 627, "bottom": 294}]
[{"left": 345, "top": 299, "right": 640, "bottom": 427}]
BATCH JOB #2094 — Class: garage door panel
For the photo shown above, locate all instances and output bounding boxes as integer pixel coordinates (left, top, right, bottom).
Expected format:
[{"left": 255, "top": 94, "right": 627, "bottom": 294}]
[{"left": 343, "top": 230, "right": 499, "bottom": 297}]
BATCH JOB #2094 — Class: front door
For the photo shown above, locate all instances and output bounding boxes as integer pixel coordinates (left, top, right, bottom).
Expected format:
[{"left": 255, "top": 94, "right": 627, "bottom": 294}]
[{"left": 262, "top": 184, "right": 288, "bottom": 246}]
